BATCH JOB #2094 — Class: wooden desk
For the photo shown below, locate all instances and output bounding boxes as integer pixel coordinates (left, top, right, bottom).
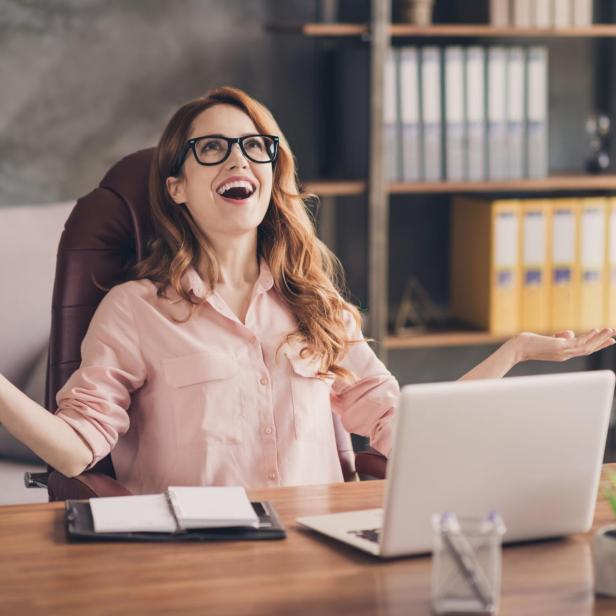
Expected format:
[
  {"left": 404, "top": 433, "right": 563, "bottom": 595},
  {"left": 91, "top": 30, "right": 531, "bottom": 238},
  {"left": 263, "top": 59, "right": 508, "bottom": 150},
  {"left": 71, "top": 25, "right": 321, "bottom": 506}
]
[{"left": 2, "top": 471, "right": 616, "bottom": 616}]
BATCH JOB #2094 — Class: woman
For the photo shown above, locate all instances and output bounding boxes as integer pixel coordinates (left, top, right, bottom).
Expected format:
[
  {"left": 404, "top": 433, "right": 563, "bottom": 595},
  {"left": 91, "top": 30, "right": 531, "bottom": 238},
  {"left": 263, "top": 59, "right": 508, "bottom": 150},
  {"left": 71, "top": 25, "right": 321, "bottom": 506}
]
[{"left": 0, "top": 86, "right": 614, "bottom": 493}]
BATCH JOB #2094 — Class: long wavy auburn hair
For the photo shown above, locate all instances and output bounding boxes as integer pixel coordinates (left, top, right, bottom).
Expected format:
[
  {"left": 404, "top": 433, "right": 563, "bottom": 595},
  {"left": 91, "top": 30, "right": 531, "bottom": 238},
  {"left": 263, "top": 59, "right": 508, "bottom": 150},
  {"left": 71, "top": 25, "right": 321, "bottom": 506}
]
[{"left": 132, "top": 86, "right": 362, "bottom": 380}]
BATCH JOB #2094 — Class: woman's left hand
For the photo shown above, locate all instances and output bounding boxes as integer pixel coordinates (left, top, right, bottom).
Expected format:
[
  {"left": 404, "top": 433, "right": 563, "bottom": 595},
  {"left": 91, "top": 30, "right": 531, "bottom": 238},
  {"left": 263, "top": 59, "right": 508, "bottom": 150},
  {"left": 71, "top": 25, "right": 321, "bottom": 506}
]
[{"left": 515, "top": 328, "right": 616, "bottom": 363}]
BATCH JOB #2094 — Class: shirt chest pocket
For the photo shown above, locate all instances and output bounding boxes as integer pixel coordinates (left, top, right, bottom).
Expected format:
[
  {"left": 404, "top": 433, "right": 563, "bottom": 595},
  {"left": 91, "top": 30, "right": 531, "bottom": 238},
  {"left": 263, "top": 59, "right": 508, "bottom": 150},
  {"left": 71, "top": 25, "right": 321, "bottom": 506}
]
[
  {"left": 285, "top": 346, "right": 334, "bottom": 442},
  {"left": 163, "top": 350, "right": 243, "bottom": 445}
]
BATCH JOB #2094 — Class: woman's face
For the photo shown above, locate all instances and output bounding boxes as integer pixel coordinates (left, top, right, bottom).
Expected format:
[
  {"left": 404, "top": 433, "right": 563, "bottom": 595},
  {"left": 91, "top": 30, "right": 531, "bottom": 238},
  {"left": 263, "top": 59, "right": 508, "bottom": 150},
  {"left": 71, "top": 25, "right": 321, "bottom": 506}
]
[{"left": 166, "top": 104, "right": 274, "bottom": 241}]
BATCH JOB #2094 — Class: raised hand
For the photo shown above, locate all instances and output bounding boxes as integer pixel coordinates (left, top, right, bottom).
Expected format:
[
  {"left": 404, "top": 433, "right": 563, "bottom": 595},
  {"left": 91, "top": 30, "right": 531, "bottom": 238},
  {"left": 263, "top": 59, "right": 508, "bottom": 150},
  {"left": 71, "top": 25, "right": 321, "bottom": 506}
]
[{"left": 515, "top": 328, "right": 616, "bottom": 363}]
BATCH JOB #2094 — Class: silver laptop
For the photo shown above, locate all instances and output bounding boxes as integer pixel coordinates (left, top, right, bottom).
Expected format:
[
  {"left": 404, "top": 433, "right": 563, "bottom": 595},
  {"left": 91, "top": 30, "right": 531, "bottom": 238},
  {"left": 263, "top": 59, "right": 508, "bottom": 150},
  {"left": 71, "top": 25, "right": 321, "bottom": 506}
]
[{"left": 297, "top": 370, "right": 615, "bottom": 558}]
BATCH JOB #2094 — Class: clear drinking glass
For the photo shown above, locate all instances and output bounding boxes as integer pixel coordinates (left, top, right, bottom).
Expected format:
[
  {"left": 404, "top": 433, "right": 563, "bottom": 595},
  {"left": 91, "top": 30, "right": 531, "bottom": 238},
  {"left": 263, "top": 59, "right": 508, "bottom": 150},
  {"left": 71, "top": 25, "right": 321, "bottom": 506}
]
[{"left": 431, "top": 512, "right": 506, "bottom": 615}]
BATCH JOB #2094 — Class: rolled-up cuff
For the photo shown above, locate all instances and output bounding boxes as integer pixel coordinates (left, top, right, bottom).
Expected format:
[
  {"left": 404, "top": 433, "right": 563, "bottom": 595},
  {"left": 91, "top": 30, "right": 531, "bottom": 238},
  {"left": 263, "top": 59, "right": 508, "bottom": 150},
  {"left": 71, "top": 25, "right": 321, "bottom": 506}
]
[{"left": 369, "top": 415, "right": 393, "bottom": 458}]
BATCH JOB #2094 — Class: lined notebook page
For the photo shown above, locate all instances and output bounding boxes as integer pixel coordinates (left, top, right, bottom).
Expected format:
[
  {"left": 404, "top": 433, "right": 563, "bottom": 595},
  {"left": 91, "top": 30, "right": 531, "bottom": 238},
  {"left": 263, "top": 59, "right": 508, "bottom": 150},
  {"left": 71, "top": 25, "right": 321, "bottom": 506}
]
[
  {"left": 167, "top": 486, "right": 259, "bottom": 529},
  {"left": 90, "top": 494, "right": 177, "bottom": 533}
]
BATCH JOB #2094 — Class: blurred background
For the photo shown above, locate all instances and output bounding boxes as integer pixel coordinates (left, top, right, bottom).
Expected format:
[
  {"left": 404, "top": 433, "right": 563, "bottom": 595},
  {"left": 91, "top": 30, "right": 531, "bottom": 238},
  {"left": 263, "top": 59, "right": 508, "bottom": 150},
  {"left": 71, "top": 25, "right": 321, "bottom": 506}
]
[{"left": 2, "top": 0, "right": 616, "bottom": 503}]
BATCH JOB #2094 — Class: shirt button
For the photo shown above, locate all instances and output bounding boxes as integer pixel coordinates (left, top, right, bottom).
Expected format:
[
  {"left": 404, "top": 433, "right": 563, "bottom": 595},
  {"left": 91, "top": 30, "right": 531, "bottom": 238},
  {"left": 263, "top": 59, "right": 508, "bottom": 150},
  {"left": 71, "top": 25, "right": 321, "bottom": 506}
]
[
  {"left": 260, "top": 376, "right": 269, "bottom": 386},
  {"left": 264, "top": 426, "right": 273, "bottom": 435},
  {"left": 248, "top": 336, "right": 257, "bottom": 344},
  {"left": 268, "top": 472, "right": 277, "bottom": 481}
]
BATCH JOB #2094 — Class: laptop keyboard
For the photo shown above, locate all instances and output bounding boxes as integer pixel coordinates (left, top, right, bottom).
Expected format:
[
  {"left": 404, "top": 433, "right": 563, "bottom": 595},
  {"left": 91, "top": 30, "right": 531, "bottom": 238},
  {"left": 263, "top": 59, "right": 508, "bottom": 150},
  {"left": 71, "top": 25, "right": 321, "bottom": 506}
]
[{"left": 348, "top": 528, "right": 382, "bottom": 543}]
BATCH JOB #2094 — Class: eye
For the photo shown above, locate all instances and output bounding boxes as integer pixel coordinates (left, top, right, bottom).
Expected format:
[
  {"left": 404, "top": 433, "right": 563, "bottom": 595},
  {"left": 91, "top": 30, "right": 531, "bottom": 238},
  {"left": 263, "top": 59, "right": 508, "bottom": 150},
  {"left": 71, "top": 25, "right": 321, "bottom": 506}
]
[
  {"left": 245, "top": 137, "right": 265, "bottom": 151},
  {"left": 199, "top": 139, "right": 224, "bottom": 153}
]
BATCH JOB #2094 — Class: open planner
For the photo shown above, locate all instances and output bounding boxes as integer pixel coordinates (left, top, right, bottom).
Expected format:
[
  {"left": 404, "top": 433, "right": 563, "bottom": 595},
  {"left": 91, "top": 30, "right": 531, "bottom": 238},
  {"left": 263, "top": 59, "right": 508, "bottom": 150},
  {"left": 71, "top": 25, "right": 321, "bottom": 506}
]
[{"left": 65, "top": 486, "right": 286, "bottom": 542}]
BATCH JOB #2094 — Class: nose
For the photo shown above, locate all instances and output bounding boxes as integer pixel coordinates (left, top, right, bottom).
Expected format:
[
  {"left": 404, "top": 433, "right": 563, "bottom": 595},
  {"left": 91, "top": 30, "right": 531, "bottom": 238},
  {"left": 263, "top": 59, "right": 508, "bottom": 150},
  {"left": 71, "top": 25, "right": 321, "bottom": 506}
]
[{"left": 226, "top": 141, "right": 248, "bottom": 169}]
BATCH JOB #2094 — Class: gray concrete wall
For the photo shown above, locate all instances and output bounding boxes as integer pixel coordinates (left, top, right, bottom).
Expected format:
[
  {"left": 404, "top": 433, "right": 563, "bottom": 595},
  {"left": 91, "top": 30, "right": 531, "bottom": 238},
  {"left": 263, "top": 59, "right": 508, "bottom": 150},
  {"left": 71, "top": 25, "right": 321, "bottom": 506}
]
[{"left": 0, "top": 0, "right": 319, "bottom": 205}]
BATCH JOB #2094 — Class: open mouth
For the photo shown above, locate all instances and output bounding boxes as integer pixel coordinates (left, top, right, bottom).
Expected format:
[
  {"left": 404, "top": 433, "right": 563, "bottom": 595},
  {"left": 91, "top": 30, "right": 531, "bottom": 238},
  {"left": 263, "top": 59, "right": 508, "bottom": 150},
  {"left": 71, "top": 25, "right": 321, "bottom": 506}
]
[{"left": 216, "top": 180, "right": 257, "bottom": 201}]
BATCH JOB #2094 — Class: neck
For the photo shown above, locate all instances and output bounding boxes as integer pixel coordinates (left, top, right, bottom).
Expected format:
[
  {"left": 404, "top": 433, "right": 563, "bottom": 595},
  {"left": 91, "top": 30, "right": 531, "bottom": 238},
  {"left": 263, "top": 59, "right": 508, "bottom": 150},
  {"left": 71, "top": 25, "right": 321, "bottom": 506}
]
[{"left": 201, "top": 231, "right": 259, "bottom": 289}]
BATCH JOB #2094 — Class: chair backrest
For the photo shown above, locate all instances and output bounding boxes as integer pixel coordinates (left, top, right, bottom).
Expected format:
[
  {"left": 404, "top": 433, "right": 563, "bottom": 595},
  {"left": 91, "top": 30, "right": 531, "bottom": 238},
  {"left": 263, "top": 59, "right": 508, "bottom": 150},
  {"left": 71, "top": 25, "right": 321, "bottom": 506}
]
[{"left": 46, "top": 149, "right": 356, "bottom": 480}]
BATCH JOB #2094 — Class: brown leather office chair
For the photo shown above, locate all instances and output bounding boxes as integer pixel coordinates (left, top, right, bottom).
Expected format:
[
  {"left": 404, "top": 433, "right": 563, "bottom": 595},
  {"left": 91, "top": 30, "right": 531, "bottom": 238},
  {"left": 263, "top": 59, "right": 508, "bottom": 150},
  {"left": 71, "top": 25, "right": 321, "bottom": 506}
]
[{"left": 24, "top": 149, "right": 387, "bottom": 501}]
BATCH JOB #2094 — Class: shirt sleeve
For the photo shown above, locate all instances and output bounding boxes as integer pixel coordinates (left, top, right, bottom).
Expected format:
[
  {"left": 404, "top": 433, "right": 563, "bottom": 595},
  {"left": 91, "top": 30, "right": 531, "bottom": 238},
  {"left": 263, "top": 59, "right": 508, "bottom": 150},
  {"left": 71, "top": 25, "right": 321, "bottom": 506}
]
[
  {"left": 331, "top": 311, "right": 400, "bottom": 457},
  {"left": 54, "top": 284, "right": 147, "bottom": 471}
]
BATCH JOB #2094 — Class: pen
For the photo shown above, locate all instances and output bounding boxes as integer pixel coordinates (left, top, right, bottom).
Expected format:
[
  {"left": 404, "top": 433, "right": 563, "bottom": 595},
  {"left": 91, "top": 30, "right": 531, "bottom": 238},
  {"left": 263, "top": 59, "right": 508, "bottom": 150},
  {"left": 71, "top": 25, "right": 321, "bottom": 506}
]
[{"left": 439, "top": 512, "right": 494, "bottom": 611}]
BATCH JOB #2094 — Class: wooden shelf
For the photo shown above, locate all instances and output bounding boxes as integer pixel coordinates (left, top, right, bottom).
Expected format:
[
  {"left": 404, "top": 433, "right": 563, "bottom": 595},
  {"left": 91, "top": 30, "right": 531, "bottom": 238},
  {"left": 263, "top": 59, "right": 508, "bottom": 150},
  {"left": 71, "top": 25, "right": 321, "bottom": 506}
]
[
  {"left": 389, "top": 24, "right": 616, "bottom": 38},
  {"left": 385, "top": 331, "right": 510, "bottom": 349},
  {"left": 302, "top": 180, "right": 367, "bottom": 196},
  {"left": 303, "top": 175, "right": 616, "bottom": 196},
  {"left": 268, "top": 23, "right": 367, "bottom": 36},
  {"left": 389, "top": 174, "right": 616, "bottom": 194},
  {"left": 270, "top": 23, "right": 616, "bottom": 39}
]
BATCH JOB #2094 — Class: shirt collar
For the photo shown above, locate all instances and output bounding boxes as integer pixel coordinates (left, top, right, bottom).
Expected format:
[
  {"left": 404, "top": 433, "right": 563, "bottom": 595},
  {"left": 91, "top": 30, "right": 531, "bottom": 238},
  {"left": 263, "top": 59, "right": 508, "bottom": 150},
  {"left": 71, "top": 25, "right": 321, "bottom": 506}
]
[{"left": 180, "top": 257, "right": 274, "bottom": 300}]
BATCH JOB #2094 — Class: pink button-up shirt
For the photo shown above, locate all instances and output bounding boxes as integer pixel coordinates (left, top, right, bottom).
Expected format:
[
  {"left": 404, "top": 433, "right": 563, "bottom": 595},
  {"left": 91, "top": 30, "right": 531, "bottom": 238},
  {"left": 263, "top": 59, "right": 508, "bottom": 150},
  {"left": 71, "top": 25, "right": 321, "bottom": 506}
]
[{"left": 55, "top": 259, "right": 399, "bottom": 494}]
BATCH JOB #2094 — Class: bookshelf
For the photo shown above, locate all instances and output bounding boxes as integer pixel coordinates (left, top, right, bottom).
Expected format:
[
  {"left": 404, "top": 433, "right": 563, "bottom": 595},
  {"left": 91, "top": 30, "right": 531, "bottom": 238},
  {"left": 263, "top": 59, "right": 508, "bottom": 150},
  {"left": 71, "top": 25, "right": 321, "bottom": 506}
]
[{"left": 277, "top": 2, "right": 616, "bottom": 361}]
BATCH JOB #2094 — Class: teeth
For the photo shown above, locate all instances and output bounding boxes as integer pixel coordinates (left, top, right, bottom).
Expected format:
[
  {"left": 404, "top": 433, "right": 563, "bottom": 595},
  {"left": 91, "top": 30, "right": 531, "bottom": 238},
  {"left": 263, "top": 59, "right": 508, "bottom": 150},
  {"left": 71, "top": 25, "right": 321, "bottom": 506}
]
[{"left": 216, "top": 180, "right": 255, "bottom": 196}]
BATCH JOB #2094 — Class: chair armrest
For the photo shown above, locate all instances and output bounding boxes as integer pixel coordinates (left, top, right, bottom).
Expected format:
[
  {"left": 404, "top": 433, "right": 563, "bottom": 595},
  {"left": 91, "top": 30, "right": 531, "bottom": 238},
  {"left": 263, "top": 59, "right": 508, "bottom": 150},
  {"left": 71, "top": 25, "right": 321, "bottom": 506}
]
[
  {"left": 24, "top": 471, "right": 50, "bottom": 488},
  {"left": 47, "top": 471, "right": 133, "bottom": 501},
  {"left": 355, "top": 447, "right": 388, "bottom": 480}
]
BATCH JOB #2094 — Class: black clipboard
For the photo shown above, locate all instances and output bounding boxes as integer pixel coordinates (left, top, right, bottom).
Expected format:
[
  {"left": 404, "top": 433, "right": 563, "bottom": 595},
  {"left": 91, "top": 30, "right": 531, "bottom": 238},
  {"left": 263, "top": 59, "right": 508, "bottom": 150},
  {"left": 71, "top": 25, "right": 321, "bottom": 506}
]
[{"left": 65, "top": 499, "right": 286, "bottom": 542}]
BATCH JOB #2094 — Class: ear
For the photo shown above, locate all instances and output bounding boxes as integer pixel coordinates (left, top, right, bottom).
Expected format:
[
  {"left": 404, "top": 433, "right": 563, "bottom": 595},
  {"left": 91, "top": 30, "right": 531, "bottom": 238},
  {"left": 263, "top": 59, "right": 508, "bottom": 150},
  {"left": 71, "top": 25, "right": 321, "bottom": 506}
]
[{"left": 166, "top": 175, "right": 187, "bottom": 205}]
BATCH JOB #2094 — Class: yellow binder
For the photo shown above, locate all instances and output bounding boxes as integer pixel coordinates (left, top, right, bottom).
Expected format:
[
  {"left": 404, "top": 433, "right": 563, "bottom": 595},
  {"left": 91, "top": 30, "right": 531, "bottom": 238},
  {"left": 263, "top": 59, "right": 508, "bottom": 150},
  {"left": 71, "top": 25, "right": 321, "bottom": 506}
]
[
  {"left": 520, "top": 199, "right": 550, "bottom": 333},
  {"left": 606, "top": 197, "right": 616, "bottom": 327},
  {"left": 578, "top": 197, "right": 607, "bottom": 330},
  {"left": 451, "top": 197, "right": 520, "bottom": 334},
  {"left": 549, "top": 198, "right": 579, "bottom": 332}
]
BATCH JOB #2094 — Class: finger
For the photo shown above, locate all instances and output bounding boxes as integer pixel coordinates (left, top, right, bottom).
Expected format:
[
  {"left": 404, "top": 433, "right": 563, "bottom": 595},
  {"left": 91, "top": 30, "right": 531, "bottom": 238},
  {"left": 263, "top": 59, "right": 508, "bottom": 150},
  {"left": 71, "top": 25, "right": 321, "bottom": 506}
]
[
  {"left": 582, "top": 329, "right": 615, "bottom": 354},
  {"left": 601, "top": 340, "right": 616, "bottom": 353},
  {"left": 595, "top": 328, "right": 616, "bottom": 343},
  {"left": 594, "top": 338, "right": 616, "bottom": 353}
]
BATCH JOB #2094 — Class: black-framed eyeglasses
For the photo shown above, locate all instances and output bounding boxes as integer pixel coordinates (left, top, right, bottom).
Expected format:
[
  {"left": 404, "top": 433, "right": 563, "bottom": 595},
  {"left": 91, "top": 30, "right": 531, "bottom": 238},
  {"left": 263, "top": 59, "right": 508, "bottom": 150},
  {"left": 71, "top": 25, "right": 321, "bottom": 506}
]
[{"left": 171, "top": 134, "right": 279, "bottom": 176}]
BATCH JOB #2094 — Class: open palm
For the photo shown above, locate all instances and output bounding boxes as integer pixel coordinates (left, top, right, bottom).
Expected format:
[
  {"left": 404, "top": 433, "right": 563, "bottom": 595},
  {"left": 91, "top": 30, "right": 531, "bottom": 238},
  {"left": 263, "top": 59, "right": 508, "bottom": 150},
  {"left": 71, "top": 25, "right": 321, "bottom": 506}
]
[{"left": 517, "top": 328, "right": 616, "bottom": 362}]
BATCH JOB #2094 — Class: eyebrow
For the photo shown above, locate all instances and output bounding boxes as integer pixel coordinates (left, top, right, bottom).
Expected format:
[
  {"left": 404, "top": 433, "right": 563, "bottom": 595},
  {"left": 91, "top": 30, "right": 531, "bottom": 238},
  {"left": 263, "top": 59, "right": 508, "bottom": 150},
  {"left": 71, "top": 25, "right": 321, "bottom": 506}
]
[{"left": 200, "top": 133, "right": 259, "bottom": 138}]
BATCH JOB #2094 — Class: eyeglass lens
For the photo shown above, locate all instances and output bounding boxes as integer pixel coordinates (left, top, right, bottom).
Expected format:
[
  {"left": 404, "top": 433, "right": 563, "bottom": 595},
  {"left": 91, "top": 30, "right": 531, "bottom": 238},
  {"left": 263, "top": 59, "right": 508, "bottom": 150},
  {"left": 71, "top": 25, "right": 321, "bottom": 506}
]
[{"left": 194, "top": 136, "right": 276, "bottom": 164}]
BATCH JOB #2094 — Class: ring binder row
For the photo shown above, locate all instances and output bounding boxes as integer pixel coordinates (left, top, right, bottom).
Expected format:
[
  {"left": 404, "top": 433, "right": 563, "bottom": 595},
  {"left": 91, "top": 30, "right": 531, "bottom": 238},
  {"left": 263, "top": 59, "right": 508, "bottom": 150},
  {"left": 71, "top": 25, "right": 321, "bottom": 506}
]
[
  {"left": 491, "top": 0, "right": 594, "bottom": 28},
  {"left": 335, "top": 45, "right": 548, "bottom": 184},
  {"left": 451, "top": 196, "right": 616, "bottom": 335},
  {"left": 384, "top": 45, "right": 548, "bottom": 184},
  {"left": 65, "top": 500, "right": 286, "bottom": 542}
]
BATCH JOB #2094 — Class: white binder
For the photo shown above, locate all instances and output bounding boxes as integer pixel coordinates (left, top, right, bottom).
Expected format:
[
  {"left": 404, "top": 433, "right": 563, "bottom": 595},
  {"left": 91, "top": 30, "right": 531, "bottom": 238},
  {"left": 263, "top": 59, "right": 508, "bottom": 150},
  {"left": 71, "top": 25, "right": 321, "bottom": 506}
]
[
  {"left": 487, "top": 46, "right": 508, "bottom": 180},
  {"left": 384, "top": 48, "right": 401, "bottom": 182},
  {"left": 550, "top": 200, "right": 578, "bottom": 331},
  {"left": 444, "top": 46, "right": 465, "bottom": 181},
  {"left": 534, "top": 0, "right": 552, "bottom": 27},
  {"left": 399, "top": 47, "right": 421, "bottom": 182},
  {"left": 506, "top": 47, "right": 525, "bottom": 179},
  {"left": 579, "top": 199, "right": 607, "bottom": 330},
  {"left": 512, "top": 0, "right": 533, "bottom": 27},
  {"left": 465, "top": 46, "right": 486, "bottom": 181},
  {"left": 572, "top": 0, "right": 593, "bottom": 27},
  {"left": 553, "top": 0, "right": 572, "bottom": 28},
  {"left": 526, "top": 47, "right": 548, "bottom": 178},
  {"left": 490, "top": 0, "right": 509, "bottom": 26},
  {"left": 420, "top": 46, "right": 443, "bottom": 181}
]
